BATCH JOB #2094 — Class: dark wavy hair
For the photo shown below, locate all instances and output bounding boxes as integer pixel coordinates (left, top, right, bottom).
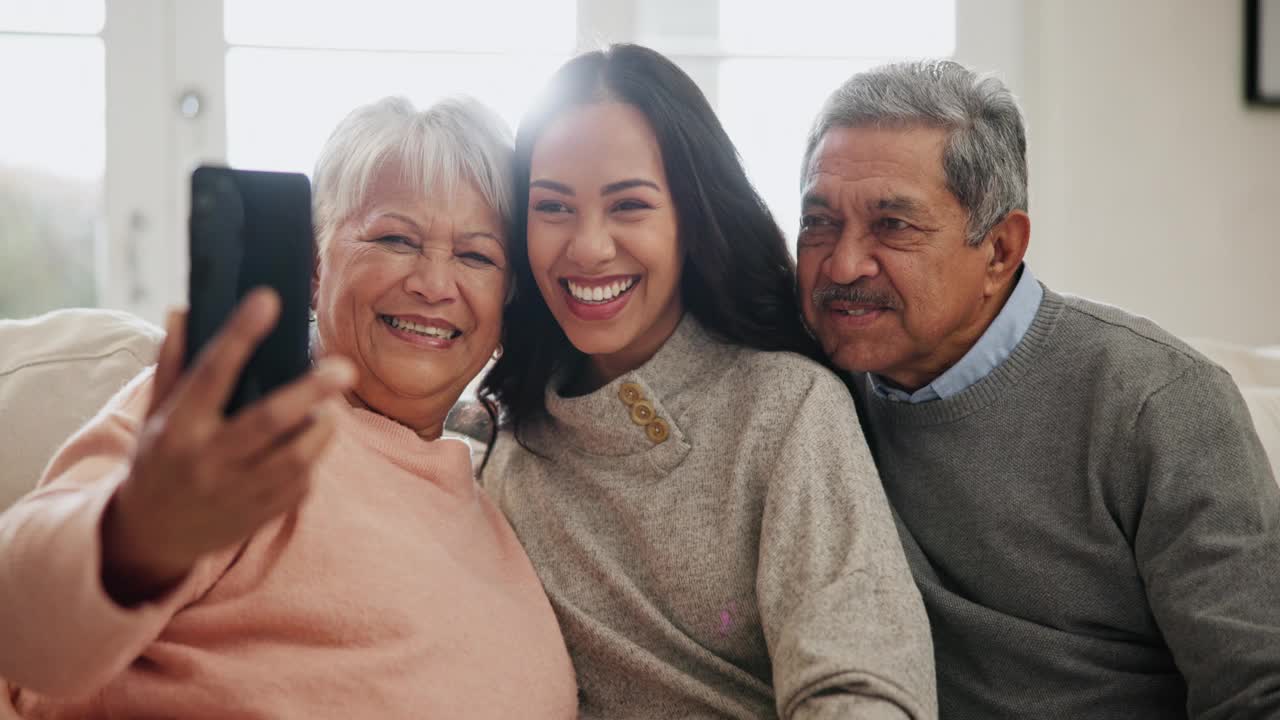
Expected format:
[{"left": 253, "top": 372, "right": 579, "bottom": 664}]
[{"left": 479, "top": 44, "right": 822, "bottom": 452}]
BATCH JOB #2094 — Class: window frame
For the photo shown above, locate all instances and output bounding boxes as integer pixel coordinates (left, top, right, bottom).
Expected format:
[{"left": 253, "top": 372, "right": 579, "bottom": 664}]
[{"left": 20, "top": 0, "right": 1017, "bottom": 325}]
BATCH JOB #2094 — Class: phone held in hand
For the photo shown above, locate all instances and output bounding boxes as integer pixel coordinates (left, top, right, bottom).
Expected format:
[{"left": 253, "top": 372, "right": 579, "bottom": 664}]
[{"left": 185, "top": 166, "right": 314, "bottom": 416}]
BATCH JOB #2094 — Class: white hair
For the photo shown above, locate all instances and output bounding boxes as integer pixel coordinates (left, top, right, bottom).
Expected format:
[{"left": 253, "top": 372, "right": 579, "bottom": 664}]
[
  {"left": 803, "top": 60, "right": 1028, "bottom": 245},
  {"left": 311, "top": 95, "right": 514, "bottom": 252}
]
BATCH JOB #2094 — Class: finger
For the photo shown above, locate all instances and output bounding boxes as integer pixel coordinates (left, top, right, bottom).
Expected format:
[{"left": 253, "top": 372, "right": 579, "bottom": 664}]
[
  {"left": 215, "top": 357, "right": 355, "bottom": 462},
  {"left": 244, "top": 409, "right": 338, "bottom": 514},
  {"left": 149, "top": 308, "right": 188, "bottom": 416},
  {"left": 169, "top": 288, "right": 280, "bottom": 423}
]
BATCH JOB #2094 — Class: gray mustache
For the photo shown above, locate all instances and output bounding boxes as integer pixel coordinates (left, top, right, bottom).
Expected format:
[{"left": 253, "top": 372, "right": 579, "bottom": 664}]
[{"left": 811, "top": 284, "right": 899, "bottom": 310}]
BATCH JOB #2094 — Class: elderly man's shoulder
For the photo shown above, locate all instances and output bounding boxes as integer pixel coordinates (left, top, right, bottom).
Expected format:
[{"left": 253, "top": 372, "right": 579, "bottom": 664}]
[{"left": 1056, "top": 293, "right": 1229, "bottom": 394}]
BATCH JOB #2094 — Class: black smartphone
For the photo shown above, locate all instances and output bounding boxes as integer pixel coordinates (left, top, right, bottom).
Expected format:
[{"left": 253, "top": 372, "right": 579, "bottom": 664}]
[{"left": 185, "top": 165, "right": 314, "bottom": 416}]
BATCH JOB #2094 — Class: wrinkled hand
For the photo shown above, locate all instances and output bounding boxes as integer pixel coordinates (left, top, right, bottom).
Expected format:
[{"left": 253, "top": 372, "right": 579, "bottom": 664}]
[{"left": 101, "top": 289, "right": 355, "bottom": 605}]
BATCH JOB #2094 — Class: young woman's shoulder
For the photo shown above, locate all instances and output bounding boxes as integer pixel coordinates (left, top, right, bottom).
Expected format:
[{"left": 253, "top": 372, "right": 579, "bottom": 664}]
[
  {"left": 689, "top": 346, "right": 874, "bottom": 489},
  {"left": 722, "top": 346, "right": 851, "bottom": 408}
]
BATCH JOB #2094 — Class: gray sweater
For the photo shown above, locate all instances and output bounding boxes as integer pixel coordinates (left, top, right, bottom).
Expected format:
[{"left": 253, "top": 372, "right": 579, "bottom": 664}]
[
  {"left": 853, "top": 288, "right": 1280, "bottom": 719},
  {"left": 486, "top": 316, "right": 936, "bottom": 719}
]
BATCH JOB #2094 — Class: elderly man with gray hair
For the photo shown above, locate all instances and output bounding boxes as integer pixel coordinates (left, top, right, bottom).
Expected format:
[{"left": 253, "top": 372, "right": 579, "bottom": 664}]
[{"left": 796, "top": 59, "right": 1280, "bottom": 719}]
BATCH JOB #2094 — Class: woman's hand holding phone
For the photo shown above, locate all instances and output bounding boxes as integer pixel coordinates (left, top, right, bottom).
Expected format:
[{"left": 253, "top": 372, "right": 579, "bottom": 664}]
[{"left": 100, "top": 288, "right": 355, "bottom": 606}]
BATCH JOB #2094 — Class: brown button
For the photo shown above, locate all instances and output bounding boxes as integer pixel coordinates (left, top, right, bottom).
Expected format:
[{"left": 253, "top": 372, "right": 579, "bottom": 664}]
[
  {"left": 619, "top": 382, "right": 644, "bottom": 407},
  {"left": 630, "top": 399, "right": 656, "bottom": 425},
  {"left": 645, "top": 418, "right": 670, "bottom": 444}
]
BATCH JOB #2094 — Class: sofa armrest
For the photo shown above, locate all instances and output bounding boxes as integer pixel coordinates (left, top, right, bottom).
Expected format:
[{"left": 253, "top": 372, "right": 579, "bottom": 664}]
[{"left": 0, "top": 309, "right": 162, "bottom": 512}]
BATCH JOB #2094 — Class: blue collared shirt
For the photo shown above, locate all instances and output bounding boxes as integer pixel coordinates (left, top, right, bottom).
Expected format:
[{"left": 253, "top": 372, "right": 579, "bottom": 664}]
[{"left": 870, "top": 265, "right": 1043, "bottom": 403}]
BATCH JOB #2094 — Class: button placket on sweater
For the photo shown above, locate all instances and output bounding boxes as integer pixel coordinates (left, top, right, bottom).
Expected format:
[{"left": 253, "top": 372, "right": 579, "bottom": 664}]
[
  {"left": 539, "top": 315, "right": 711, "bottom": 472},
  {"left": 618, "top": 382, "right": 671, "bottom": 445}
]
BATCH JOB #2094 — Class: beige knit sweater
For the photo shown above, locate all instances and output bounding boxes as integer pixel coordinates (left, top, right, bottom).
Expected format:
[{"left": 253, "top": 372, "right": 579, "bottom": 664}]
[{"left": 485, "top": 315, "right": 936, "bottom": 719}]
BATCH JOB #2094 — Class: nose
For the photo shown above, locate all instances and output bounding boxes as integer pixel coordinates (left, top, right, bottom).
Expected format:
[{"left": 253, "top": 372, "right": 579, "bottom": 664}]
[
  {"left": 564, "top": 215, "right": 616, "bottom": 272},
  {"left": 403, "top": 248, "right": 459, "bottom": 304},
  {"left": 826, "top": 229, "right": 880, "bottom": 285}
]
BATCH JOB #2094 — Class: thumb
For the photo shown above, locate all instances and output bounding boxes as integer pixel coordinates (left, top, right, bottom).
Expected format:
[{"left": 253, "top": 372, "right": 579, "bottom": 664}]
[{"left": 149, "top": 308, "right": 187, "bottom": 416}]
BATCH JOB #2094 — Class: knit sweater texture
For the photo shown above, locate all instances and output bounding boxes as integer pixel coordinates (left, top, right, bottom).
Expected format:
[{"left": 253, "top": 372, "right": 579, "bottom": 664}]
[
  {"left": 853, "top": 287, "right": 1280, "bottom": 719},
  {"left": 0, "top": 370, "right": 578, "bottom": 719},
  {"left": 485, "top": 315, "right": 937, "bottom": 719}
]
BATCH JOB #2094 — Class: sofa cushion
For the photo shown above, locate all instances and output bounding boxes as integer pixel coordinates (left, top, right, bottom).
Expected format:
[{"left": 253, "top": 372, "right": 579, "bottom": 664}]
[
  {"left": 0, "top": 309, "right": 162, "bottom": 511},
  {"left": 1188, "top": 338, "right": 1280, "bottom": 388}
]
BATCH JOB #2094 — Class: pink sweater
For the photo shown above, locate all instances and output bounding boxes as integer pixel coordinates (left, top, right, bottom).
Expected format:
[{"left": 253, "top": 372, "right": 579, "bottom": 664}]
[{"left": 0, "top": 371, "right": 578, "bottom": 719}]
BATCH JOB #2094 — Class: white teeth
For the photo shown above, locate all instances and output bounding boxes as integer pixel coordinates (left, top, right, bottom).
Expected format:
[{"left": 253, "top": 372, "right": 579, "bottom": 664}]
[
  {"left": 567, "top": 277, "right": 636, "bottom": 304},
  {"left": 384, "top": 316, "right": 457, "bottom": 339},
  {"left": 841, "top": 309, "right": 873, "bottom": 317}
]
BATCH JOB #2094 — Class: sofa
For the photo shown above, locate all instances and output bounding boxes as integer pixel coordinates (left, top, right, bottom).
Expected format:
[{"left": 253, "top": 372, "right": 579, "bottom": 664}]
[
  {"left": 0, "top": 309, "right": 164, "bottom": 511},
  {"left": 1, "top": 309, "right": 1278, "bottom": 513}
]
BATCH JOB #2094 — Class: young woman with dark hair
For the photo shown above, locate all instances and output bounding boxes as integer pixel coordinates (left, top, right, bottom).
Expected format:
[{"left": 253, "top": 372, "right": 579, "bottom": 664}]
[{"left": 480, "top": 45, "right": 936, "bottom": 719}]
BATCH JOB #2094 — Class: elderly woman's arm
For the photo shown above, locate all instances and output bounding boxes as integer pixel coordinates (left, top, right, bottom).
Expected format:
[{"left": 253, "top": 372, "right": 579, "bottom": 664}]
[
  {"left": 757, "top": 370, "right": 937, "bottom": 720},
  {"left": 0, "top": 293, "right": 352, "bottom": 699},
  {"left": 0, "top": 370, "right": 218, "bottom": 697}
]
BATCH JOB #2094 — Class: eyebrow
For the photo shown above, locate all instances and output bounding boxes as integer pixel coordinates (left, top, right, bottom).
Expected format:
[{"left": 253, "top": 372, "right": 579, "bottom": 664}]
[
  {"left": 459, "top": 231, "right": 503, "bottom": 245},
  {"left": 372, "top": 213, "right": 501, "bottom": 245},
  {"left": 874, "top": 196, "right": 927, "bottom": 215},
  {"left": 602, "top": 178, "right": 661, "bottom": 195},
  {"left": 800, "top": 192, "right": 934, "bottom": 222},
  {"left": 800, "top": 191, "right": 833, "bottom": 210},
  {"left": 530, "top": 179, "right": 573, "bottom": 195},
  {"left": 372, "top": 211, "right": 423, "bottom": 230}
]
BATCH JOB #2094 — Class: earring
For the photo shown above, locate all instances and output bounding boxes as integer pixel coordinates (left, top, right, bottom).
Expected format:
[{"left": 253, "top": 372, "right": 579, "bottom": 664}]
[
  {"left": 492, "top": 344, "right": 504, "bottom": 362},
  {"left": 307, "top": 310, "right": 322, "bottom": 364}
]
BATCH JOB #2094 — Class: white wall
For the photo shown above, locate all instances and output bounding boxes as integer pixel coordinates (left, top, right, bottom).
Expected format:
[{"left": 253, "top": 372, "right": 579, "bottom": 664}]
[{"left": 1021, "top": 0, "right": 1280, "bottom": 345}]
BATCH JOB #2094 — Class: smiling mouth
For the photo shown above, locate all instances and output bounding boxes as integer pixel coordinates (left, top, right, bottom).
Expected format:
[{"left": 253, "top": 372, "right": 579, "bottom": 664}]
[
  {"left": 823, "top": 299, "right": 895, "bottom": 320},
  {"left": 561, "top": 276, "right": 639, "bottom": 305},
  {"left": 379, "top": 314, "right": 461, "bottom": 339}
]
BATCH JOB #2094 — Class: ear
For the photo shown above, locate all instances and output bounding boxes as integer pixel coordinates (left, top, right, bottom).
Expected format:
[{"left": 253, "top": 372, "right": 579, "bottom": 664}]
[{"left": 983, "top": 210, "right": 1030, "bottom": 297}]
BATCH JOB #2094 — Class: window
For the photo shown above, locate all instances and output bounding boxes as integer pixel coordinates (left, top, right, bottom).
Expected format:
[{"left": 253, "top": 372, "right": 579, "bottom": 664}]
[
  {"left": 633, "top": 0, "right": 956, "bottom": 244},
  {"left": 718, "top": 58, "right": 883, "bottom": 246},
  {"left": 1, "top": 0, "right": 962, "bottom": 322},
  {"left": 223, "top": 0, "right": 576, "bottom": 175},
  {"left": 0, "top": 0, "right": 105, "bottom": 318}
]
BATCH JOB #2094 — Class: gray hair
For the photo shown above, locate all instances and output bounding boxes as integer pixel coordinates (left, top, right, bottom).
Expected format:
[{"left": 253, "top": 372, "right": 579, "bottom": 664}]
[
  {"left": 802, "top": 59, "right": 1027, "bottom": 245},
  {"left": 312, "top": 95, "right": 514, "bottom": 253}
]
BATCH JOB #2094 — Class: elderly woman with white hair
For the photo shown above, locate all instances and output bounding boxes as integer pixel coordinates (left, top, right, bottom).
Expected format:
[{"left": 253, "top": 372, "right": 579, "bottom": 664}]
[{"left": 0, "top": 97, "right": 577, "bottom": 719}]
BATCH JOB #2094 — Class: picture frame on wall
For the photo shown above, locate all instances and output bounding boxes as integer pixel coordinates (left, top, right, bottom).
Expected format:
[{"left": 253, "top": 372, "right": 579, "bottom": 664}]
[{"left": 1247, "top": 0, "right": 1280, "bottom": 105}]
